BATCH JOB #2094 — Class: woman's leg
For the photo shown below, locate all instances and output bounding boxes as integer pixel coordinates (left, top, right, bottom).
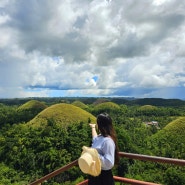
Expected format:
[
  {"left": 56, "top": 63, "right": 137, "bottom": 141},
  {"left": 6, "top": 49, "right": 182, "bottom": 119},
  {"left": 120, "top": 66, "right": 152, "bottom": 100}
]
[
  {"left": 100, "top": 170, "right": 114, "bottom": 185},
  {"left": 88, "top": 175, "right": 101, "bottom": 185},
  {"left": 88, "top": 170, "right": 114, "bottom": 185}
]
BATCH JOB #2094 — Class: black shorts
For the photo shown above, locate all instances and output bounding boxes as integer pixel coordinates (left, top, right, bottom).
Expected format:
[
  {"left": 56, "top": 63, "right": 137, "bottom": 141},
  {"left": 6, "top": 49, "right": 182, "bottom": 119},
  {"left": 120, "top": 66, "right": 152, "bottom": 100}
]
[{"left": 88, "top": 169, "right": 114, "bottom": 185}]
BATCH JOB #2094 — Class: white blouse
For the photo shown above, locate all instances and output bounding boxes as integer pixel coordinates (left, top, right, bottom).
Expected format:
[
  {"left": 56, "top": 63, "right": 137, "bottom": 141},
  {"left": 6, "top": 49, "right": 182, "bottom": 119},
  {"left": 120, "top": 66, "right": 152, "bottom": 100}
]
[{"left": 91, "top": 135, "right": 115, "bottom": 170}]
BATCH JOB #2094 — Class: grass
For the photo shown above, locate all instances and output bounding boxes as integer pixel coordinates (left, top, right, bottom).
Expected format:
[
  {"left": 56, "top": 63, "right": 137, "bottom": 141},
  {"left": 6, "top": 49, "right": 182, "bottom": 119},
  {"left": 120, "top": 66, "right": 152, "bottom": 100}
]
[
  {"left": 139, "top": 105, "right": 158, "bottom": 110},
  {"left": 27, "top": 103, "right": 96, "bottom": 127},
  {"left": 95, "top": 102, "right": 120, "bottom": 109},
  {"left": 17, "top": 100, "right": 47, "bottom": 111},
  {"left": 71, "top": 100, "right": 88, "bottom": 109}
]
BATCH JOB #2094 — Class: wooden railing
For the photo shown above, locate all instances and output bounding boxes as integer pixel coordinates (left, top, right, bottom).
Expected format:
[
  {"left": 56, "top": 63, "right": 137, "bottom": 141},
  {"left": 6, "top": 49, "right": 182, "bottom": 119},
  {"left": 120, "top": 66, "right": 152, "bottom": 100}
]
[
  {"left": 77, "top": 177, "right": 162, "bottom": 185},
  {"left": 29, "top": 152, "right": 185, "bottom": 185}
]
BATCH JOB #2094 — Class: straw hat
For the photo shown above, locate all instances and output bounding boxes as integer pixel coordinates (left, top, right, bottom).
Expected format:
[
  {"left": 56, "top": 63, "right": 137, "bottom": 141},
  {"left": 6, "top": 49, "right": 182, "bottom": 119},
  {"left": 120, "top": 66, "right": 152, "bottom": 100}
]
[{"left": 78, "top": 146, "right": 101, "bottom": 176}]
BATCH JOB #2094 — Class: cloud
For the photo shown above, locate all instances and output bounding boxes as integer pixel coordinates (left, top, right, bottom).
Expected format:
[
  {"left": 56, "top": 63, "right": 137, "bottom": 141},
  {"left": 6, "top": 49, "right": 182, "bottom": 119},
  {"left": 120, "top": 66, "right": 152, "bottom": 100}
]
[{"left": 0, "top": 0, "right": 185, "bottom": 99}]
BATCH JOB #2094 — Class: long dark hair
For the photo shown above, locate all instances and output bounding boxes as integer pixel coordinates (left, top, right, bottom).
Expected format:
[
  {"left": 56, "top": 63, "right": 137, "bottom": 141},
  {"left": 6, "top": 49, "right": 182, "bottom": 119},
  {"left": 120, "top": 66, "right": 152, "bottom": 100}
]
[{"left": 97, "top": 113, "right": 120, "bottom": 164}]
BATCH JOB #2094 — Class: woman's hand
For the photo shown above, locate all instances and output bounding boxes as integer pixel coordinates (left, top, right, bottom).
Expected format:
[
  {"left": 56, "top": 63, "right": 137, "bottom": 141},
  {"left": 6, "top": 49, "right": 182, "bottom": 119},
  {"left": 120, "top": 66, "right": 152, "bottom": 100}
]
[
  {"left": 89, "top": 124, "right": 97, "bottom": 137},
  {"left": 89, "top": 123, "right": 96, "bottom": 128}
]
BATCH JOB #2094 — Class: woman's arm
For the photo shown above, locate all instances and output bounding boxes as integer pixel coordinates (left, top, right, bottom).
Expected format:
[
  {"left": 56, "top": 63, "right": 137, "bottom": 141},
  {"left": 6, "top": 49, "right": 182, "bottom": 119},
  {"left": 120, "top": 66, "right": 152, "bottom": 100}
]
[{"left": 89, "top": 123, "right": 97, "bottom": 138}]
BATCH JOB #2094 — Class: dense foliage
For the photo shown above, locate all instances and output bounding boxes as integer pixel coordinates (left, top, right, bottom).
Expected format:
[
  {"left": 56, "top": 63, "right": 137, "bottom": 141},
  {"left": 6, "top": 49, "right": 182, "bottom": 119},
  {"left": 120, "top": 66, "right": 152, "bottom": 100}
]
[{"left": 0, "top": 98, "right": 185, "bottom": 185}]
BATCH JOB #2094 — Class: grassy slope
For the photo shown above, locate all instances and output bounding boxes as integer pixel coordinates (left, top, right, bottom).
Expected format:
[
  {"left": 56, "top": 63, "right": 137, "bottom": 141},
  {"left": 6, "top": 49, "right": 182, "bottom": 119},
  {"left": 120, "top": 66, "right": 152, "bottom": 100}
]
[
  {"left": 17, "top": 100, "right": 47, "bottom": 111},
  {"left": 27, "top": 103, "right": 96, "bottom": 127},
  {"left": 164, "top": 116, "right": 185, "bottom": 134},
  {"left": 95, "top": 102, "right": 120, "bottom": 109},
  {"left": 71, "top": 100, "right": 88, "bottom": 109},
  {"left": 139, "top": 105, "right": 158, "bottom": 110},
  {"left": 149, "top": 116, "right": 185, "bottom": 158}
]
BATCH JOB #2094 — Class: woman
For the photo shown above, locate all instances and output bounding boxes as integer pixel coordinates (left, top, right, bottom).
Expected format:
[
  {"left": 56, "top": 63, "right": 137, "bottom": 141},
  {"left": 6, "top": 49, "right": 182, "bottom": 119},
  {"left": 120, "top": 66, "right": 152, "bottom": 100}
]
[{"left": 88, "top": 113, "right": 119, "bottom": 185}]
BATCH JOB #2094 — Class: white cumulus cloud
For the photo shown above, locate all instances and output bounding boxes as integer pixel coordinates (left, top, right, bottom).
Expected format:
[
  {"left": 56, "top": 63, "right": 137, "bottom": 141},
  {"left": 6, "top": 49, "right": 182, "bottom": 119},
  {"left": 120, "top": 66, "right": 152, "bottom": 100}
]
[{"left": 0, "top": 0, "right": 185, "bottom": 99}]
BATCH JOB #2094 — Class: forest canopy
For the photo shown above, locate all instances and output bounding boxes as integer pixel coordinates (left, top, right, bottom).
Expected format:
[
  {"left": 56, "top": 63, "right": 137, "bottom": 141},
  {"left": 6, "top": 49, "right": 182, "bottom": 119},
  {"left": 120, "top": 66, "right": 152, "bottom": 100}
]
[{"left": 0, "top": 97, "right": 184, "bottom": 185}]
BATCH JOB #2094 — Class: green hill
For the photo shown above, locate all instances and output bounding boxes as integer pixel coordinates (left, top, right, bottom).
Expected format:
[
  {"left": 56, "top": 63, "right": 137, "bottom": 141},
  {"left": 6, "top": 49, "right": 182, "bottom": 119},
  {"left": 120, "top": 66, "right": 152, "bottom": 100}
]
[
  {"left": 16, "top": 100, "right": 48, "bottom": 123},
  {"left": 139, "top": 105, "right": 158, "bottom": 110},
  {"left": 127, "top": 98, "right": 185, "bottom": 107},
  {"left": 93, "top": 98, "right": 109, "bottom": 105},
  {"left": 71, "top": 100, "right": 88, "bottom": 109},
  {"left": 27, "top": 103, "right": 96, "bottom": 127},
  {"left": 95, "top": 102, "right": 120, "bottom": 109},
  {"left": 148, "top": 116, "right": 185, "bottom": 159},
  {"left": 164, "top": 116, "right": 185, "bottom": 134},
  {"left": 93, "top": 102, "right": 121, "bottom": 114},
  {"left": 17, "top": 100, "right": 47, "bottom": 111}
]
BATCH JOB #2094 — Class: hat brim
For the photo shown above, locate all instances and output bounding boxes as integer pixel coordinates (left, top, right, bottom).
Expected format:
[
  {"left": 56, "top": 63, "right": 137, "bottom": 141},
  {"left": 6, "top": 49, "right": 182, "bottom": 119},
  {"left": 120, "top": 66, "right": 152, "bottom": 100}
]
[{"left": 81, "top": 146, "right": 101, "bottom": 176}]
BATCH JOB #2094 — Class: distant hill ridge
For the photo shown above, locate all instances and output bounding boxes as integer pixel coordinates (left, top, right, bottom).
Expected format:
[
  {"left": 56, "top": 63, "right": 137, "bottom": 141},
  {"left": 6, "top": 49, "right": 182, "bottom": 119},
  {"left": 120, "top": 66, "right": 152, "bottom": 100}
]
[
  {"left": 0, "top": 97, "right": 185, "bottom": 107},
  {"left": 127, "top": 98, "right": 185, "bottom": 106}
]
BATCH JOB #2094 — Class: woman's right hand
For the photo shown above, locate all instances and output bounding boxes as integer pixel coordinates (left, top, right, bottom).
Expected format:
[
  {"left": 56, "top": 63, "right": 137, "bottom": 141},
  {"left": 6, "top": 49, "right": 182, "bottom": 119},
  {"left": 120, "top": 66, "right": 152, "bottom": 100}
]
[
  {"left": 89, "top": 123, "right": 96, "bottom": 128},
  {"left": 89, "top": 123, "right": 98, "bottom": 137}
]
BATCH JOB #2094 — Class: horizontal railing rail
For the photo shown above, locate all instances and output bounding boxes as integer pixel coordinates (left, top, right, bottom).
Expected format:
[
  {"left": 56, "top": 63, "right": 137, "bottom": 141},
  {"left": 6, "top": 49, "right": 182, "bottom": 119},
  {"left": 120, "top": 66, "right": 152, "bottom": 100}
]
[
  {"left": 29, "top": 152, "right": 185, "bottom": 185},
  {"left": 29, "top": 160, "right": 78, "bottom": 185},
  {"left": 77, "top": 176, "right": 162, "bottom": 185},
  {"left": 119, "top": 152, "right": 185, "bottom": 166}
]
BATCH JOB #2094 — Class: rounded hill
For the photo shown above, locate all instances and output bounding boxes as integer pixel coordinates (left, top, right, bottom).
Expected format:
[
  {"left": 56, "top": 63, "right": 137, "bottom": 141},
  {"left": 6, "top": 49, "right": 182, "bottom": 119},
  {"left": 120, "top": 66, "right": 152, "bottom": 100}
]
[
  {"left": 139, "top": 105, "right": 158, "bottom": 110},
  {"left": 148, "top": 116, "right": 185, "bottom": 158},
  {"left": 163, "top": 116, "right": 185, "bottom": 135},
  {"left": 71, "top": 100, "right": 88, "bottom": 109},
  {"left": 95, "top": 102, "right": 120, "bottom": 110},
  {"left": 27, "top": 103, "right": 96, "bottom": 127},
  {"left": 17, "top": 100, "right": 47, "bottom": 111}
]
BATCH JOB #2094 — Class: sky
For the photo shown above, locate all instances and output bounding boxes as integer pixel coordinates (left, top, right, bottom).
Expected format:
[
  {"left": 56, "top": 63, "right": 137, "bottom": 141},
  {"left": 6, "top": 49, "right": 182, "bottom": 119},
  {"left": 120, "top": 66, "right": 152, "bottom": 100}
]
[{"left": 0, "top": 0, "right": 185, "bottom": 99}]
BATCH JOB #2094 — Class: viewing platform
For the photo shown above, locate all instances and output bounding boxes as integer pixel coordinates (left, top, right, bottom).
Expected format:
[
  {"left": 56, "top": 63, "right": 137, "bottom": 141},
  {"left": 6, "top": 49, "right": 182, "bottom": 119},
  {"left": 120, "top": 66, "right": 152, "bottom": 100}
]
[{"left": 29, "top": 152, "right": 185, "bottom": 185}]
